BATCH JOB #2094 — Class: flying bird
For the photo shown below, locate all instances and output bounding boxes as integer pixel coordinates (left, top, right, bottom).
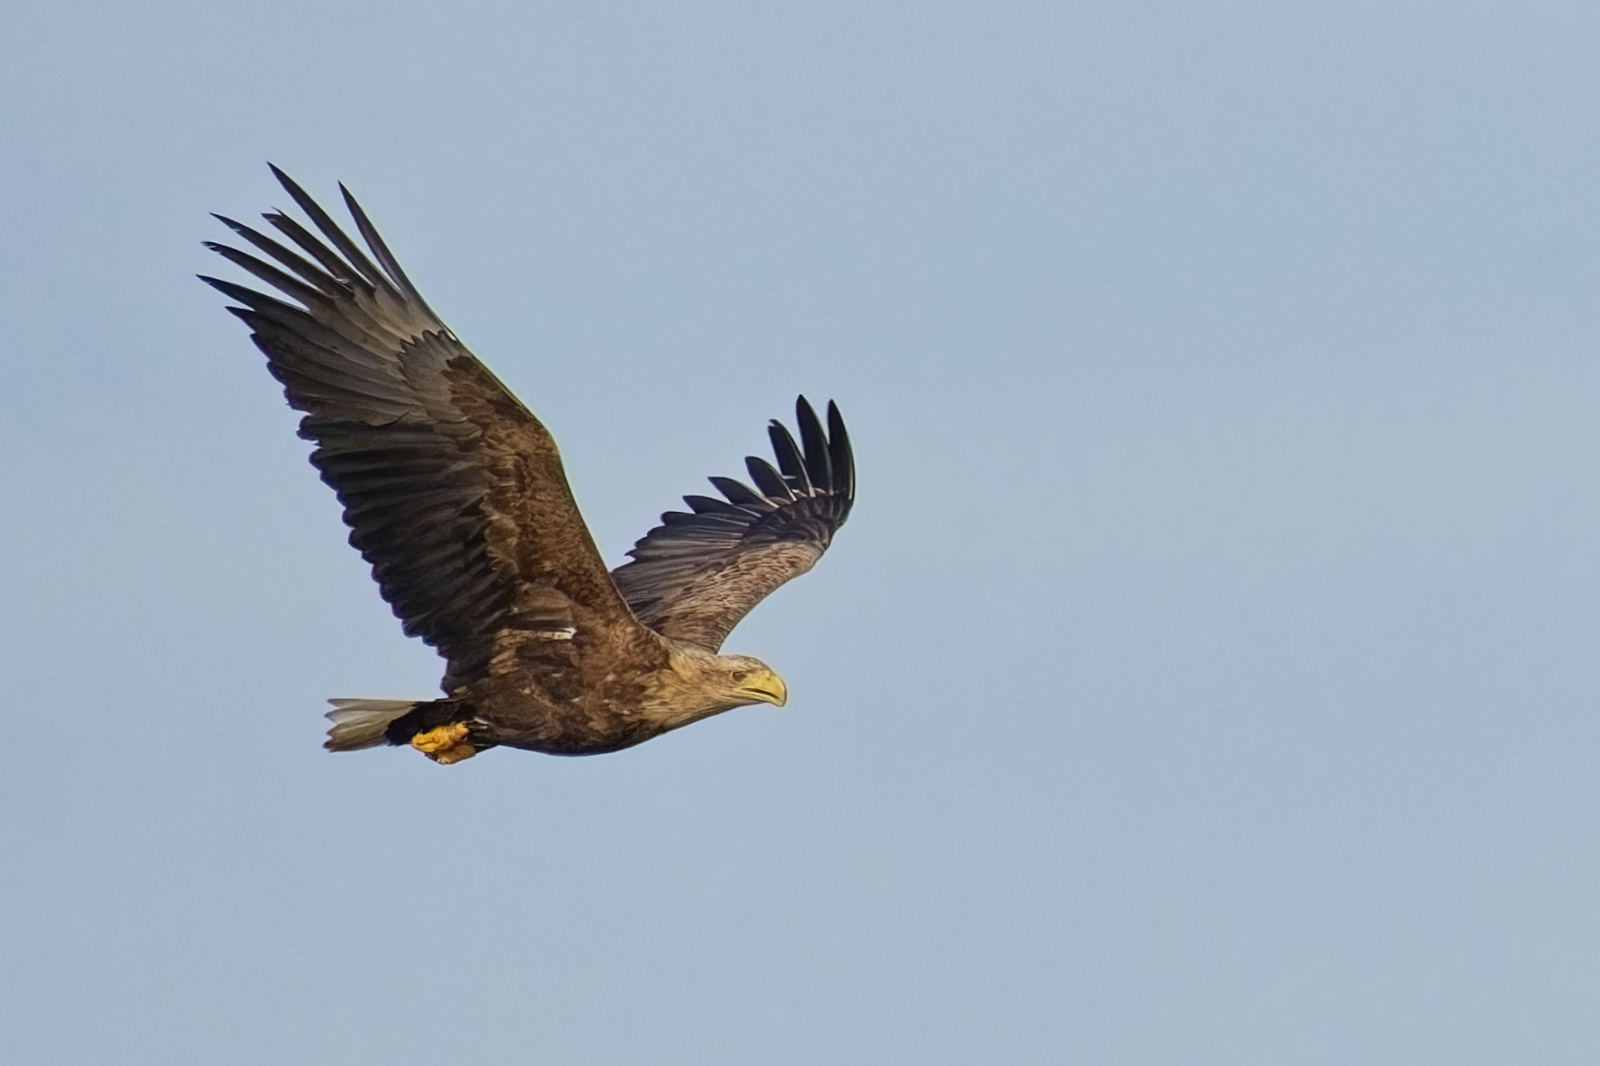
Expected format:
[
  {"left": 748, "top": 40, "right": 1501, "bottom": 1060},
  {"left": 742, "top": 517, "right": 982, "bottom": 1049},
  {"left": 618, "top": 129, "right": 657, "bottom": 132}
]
[{"left": 200, "top": 166, "right": 854, "bottom": 764}]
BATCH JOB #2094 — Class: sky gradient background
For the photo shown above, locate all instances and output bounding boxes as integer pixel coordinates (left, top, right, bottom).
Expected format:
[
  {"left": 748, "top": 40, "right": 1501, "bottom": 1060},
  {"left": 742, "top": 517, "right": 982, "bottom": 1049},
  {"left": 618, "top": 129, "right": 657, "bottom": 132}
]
[{"left": 5, "top": 1, "right": 1600, "bottom": 1063}]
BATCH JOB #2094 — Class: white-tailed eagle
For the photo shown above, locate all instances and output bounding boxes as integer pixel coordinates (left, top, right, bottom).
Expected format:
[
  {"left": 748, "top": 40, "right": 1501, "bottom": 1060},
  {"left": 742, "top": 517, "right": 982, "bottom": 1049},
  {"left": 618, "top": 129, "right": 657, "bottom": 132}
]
[{"left": 201, "top": 166, "right": 854, "bottom": 763}]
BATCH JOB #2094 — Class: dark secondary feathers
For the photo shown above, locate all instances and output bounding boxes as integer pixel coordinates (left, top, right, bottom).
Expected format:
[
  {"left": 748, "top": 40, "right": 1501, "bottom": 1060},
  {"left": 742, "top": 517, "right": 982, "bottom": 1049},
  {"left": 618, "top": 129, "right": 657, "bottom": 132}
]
[
  {"left": 200, "top": 166, "right": 853, "bottom": 691},
  {"left": 612, "top": 398, "right": 854, "bottom": 651}
]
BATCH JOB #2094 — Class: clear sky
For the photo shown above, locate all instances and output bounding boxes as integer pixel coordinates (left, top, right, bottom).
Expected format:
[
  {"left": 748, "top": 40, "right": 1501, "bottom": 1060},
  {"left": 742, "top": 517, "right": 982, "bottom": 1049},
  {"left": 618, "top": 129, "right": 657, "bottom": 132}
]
[{"left": 4, "top": 1, "right": 1600, "bottom": 1063}]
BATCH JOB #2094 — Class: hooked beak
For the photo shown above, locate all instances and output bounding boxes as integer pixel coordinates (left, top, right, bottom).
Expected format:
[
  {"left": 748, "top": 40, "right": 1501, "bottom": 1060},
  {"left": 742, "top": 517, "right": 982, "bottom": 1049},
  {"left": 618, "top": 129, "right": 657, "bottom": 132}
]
[{"left": 739, "top": 667, "right": 788, "bottom": 707}]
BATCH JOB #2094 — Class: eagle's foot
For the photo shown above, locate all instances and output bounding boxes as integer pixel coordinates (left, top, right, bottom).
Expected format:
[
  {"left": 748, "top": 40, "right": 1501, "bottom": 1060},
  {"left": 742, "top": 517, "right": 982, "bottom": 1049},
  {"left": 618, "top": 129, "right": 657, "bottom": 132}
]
[{"left": 411, "top": 723, "right": 477, "bottom": 764}]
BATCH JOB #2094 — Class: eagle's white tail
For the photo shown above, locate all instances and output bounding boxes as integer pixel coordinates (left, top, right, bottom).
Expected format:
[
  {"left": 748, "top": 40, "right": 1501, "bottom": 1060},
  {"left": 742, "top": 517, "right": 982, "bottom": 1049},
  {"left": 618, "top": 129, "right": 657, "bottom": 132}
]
[{"left": 324, "top": 699, "right": 419, "bottom": 751}]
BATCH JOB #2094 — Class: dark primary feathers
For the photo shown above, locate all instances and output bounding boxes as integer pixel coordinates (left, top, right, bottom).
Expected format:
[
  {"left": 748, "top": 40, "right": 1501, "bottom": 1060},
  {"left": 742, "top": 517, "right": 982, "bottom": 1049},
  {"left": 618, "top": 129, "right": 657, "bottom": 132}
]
[
  {"left": 200, "top": 165, "right": 647, "bottom": 683},
  {"left": 200, "top": 167, "right": 854, "bottom": 709},
  {"left": 611, "top": 397, "right": 854, "bottom": 651}
]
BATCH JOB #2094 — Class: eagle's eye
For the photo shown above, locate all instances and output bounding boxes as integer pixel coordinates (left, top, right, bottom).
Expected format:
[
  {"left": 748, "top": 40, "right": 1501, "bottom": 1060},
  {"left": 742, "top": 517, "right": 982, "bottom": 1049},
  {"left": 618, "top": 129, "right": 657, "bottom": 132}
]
[{"left": 730, "top": 670, "right": 749, "bottom": 683}]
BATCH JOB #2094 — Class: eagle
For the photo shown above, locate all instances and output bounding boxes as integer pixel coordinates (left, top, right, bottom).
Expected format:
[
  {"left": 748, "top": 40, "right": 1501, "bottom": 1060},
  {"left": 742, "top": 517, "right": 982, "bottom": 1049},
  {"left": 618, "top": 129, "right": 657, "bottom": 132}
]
[{"left": 201, "top": 166, "right": 854, "bottom": 764}]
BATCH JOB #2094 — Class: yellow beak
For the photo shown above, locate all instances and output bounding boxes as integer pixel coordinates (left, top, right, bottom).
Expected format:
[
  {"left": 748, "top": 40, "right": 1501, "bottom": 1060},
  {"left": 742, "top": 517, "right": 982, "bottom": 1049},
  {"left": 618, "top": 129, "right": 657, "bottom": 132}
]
[{"left": 740, "top": 668, "right": 789, "bottom": 707}]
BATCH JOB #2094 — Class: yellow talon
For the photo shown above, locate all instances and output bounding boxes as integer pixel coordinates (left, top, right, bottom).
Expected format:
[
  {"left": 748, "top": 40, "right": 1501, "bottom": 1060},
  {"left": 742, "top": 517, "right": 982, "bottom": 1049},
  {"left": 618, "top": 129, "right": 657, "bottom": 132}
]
[
  {"left": 411, "top": 723, "right": 476, "bottom": 764},
  {"left": 410, "top": 722, "right": 469, "bottom": 752}
]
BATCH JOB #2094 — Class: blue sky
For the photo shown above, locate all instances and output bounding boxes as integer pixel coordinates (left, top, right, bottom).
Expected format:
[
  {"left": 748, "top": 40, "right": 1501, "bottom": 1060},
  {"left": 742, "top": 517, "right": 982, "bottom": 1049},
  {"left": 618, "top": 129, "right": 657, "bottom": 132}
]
[{"left": 5, "top": 1, "right": 1600, "bottom": 1063}]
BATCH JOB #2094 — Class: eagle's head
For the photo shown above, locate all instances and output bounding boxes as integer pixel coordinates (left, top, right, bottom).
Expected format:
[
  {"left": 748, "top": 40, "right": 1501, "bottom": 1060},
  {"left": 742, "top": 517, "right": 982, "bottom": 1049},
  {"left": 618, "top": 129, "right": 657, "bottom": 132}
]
[
  {"left": 714, "top": 654, "right": 789, "bottom": 708},
  {"left": 652, "top": 647, "right": 789, "bottom": 731}
]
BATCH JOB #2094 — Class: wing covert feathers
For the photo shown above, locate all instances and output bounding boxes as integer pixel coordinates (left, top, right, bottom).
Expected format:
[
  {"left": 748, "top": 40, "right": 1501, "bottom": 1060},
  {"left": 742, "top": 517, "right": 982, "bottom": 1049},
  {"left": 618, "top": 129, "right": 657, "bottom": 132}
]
[
  {"left": 202, "top": 166, "right": 644, "bottom": 678},
  {"left": 611, "top": 397, "right": 856, "bottom": 651}
]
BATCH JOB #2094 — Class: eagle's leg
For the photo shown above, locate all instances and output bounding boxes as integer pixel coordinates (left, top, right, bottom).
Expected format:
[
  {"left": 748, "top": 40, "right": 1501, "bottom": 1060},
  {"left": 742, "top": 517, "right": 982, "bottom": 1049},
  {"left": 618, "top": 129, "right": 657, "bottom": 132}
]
[{"left": 410, "top": 723, "right": 477, "bottom": 764}]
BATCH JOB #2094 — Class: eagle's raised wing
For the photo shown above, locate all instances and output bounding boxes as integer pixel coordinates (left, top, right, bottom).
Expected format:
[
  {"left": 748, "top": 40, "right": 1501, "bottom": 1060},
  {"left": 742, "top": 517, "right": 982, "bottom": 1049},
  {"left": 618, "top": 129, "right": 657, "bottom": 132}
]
[
  {"left": 611, "top": 398, "right": 855, "bottom": 652},
  {"left": 201, "top": 166, "right": 650, "bottom": 681}
]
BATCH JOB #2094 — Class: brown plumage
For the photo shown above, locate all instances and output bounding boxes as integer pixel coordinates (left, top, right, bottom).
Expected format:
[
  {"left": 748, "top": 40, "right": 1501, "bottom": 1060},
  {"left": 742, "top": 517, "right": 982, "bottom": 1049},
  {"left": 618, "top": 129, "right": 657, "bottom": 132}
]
[{"left": 201, "top": 166, "right": 854, "bottom": 762}]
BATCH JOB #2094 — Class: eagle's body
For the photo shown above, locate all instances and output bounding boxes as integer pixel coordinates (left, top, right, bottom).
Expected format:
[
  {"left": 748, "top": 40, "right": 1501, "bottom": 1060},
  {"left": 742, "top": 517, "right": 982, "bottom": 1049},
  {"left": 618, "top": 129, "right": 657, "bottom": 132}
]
[{"left": 202, "top": 167, "right": 854, "bottom": 763}]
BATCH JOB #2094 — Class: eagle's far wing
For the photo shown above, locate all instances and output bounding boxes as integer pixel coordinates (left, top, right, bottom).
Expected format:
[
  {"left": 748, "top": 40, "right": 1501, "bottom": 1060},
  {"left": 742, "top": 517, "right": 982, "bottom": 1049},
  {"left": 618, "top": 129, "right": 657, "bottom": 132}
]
[
  {"left": 201, "top": 166, "right": 647, "bottom": 680},
  {"left": 611, "top": 398, "right": 855, "bottom": 652}
]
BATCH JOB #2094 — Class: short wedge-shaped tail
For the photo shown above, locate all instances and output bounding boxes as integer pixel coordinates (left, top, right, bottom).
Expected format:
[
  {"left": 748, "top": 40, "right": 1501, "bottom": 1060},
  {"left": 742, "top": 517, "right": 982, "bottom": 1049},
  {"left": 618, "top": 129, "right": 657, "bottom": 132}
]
[{"left": 324, "top": 698, "right": 421, "bottom": 751}]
